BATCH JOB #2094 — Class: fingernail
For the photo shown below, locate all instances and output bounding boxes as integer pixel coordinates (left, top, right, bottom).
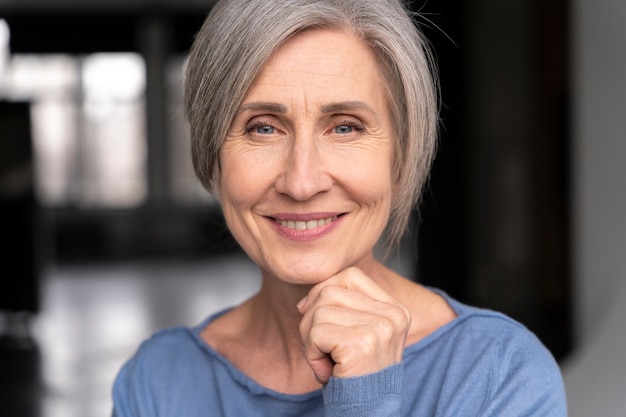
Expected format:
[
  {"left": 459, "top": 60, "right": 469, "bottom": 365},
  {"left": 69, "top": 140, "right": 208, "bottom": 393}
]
[{"left": 296, "top": 295, "right": 308, "bottom": 310}]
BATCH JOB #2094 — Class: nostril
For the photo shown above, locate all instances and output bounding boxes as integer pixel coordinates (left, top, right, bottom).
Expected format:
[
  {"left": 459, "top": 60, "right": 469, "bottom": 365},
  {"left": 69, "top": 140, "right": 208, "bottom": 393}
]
[{"left": 274, "top": 141, "right": 334, "bottom": 201}]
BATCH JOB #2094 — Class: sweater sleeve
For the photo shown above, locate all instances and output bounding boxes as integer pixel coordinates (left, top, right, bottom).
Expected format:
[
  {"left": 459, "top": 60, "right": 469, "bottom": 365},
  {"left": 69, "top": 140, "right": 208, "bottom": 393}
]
[{"left": 322, "top": 363, "right": 403, "bottom": 417}]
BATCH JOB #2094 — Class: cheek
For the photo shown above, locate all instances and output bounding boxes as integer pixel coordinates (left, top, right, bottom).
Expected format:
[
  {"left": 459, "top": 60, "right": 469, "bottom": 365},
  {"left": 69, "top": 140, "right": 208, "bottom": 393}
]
[
  {"left": 217, "top": 156, "right": 260, "bottom": 247},
  {"left": 217, "top": 152, "right": 252, "bottom": 219},
  {"left": 220, "top": 145, "right": 255, "bottom": 193},
  {"left": 356, "top": 170, "right": 392, "bottom": 201},
  {"left": 336, "top": 148, "right": 395, "bottom": 202},
  {"left": 218, "top": 146, "right": 278, "bottom": 209}
]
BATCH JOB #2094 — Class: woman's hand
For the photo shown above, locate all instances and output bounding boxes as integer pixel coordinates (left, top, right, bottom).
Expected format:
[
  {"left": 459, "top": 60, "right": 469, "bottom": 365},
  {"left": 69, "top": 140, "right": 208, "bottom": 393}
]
[{"left": 297, "top": 267, "right": 411, "bottom": 384}]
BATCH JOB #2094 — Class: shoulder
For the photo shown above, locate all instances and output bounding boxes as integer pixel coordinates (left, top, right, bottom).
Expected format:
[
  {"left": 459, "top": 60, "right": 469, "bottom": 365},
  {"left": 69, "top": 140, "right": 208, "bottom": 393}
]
[
  {"left": 409, "top": 288, "right": 552, "bottom": 361},
  {"left": 112, "top": 315, "right": 227, "bottom": 415},
  {"left": 115, "top": 308, "right": 231, "bottom": 379},
  {"left": 430, "top": 290, "right": 540, "bottom": 341},
  {"left": 113, "top": 326, "right": 205, "bottom": 394},
  {"left": 128, "top": 326, "right": 201, "bottom": 365},
  {"left": 404, "top": 291, "right": 567, "bottom": 416},
  {"left": 431, "top": 292, "right": 561, "bottom": 376}
]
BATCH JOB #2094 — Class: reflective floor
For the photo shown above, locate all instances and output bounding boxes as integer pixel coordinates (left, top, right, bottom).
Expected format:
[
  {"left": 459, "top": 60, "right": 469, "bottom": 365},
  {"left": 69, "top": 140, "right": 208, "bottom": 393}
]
[{"left": 0, "top": 254, "right": 261, "bottom": 417}]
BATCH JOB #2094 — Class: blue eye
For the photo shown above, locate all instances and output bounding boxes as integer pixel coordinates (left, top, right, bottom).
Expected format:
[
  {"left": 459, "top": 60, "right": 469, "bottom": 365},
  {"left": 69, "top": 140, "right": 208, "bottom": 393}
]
[
  {"left": 334, "top": 125, "right": 353, "bottom": 134},
  {"left": 256, "top": 125, "right": 275, "bottom": 134},
  {"left": 246, "top": 123, "right": 276, "bottom": 135}
]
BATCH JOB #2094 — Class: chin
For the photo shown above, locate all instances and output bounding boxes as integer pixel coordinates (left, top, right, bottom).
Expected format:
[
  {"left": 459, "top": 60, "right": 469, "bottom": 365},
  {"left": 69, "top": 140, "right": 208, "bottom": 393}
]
[
  {"left": 264, "top": 259, "right": 346, "bottom": 286},
  {"left": 268, "top": 261, "right": 356, "bottom": 285},
  {"left": 280, "top": 268, "right": 337, "bottom": 286}
]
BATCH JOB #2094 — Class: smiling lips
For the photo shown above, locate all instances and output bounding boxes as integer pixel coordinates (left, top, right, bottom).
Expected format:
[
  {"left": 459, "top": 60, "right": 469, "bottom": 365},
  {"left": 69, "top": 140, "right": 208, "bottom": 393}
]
[{"left": 275, "top": 215, "right": 339, "bottom": 230}]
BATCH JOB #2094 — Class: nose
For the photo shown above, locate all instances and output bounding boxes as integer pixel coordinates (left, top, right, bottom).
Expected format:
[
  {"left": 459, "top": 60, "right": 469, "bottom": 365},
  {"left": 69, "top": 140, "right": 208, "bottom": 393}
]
[{"left": 275, "top": 135, "right": 333, "bottom": 201}]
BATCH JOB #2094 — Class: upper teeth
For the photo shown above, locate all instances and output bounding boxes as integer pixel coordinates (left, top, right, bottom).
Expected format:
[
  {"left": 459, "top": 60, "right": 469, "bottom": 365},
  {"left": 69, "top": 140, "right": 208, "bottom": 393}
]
[{"left": 277, "top": 216, "right": 337, "bottom": 230}]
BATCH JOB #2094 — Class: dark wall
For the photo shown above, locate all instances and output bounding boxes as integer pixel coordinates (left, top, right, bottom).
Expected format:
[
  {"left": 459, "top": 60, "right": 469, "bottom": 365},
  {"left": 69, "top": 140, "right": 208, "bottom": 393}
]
[
  {"left": 412, "top": 0, "right": 469, "bottom": 301},
  {"left": 0, "top": 102, "right": 40, "bottom": 312},
  {"left": 412, "top": 0, "right": 571, "bottom": 360}
]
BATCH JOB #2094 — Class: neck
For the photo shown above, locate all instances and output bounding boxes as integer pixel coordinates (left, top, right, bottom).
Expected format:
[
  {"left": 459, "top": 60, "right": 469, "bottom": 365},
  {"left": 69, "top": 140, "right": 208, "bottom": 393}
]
[{"left": 247, "top": 274, "right": 311, "bottom": 360}]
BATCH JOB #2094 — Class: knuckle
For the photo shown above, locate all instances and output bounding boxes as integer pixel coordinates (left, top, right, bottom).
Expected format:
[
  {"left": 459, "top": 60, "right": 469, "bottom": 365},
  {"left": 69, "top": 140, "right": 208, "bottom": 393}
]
[
  {"left": 387, "top": 302, "right": 411, "bottom": 329},
  {"left": 356, "top": 327, "right": 381, "bottom": 353},
  {"left": 317, "top": 285, "right": 334, "bottom": 298},
  {"left": 316, "top": 285, "right": 340, "bottom": 303},
  {"left": 377, "top": 318, "right": 396, "bottom": 340}
]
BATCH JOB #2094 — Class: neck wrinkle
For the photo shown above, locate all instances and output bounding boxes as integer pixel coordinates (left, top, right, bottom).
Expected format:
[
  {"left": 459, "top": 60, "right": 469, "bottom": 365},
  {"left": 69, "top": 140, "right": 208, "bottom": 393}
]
[{"left": 247, "top": 273, "right": 312, "bottom": 370}]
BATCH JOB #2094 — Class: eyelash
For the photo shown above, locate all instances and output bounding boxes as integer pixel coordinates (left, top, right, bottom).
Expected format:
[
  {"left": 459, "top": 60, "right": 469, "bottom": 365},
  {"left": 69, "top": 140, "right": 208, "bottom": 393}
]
[
  {"left": 332, "top": 119, "right": 364, "bottom": 134},
  {"left": 245, "top": 120, "right": 279, "bottom": 134},
  {"left": 243, "top": 118, "right": 365, "bottom": 136}
]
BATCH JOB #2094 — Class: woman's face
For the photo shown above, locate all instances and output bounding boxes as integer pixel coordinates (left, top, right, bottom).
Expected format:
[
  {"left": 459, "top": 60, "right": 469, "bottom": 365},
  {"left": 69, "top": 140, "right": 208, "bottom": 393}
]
[{"left": 218, "top": 29, "right": 395, "bottom": 285}]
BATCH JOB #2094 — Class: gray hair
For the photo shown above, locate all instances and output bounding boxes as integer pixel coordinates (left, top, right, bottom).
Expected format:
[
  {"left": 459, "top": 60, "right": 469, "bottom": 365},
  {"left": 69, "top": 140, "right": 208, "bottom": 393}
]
[{"left": 184, "top": 0, "right": 439, "bottom": 253}]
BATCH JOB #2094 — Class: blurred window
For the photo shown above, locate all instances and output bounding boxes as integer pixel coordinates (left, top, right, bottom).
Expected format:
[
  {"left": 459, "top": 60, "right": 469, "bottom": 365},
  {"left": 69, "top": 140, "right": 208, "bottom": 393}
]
[
  {"left": 0, "top": 20, "right": 214, "bottom": 209},
  {"left": 1, "top": 33, "right": 147, "bottom": 207},
  {"left": 165, "top": 56, "right": 215, "bottom": 206}
]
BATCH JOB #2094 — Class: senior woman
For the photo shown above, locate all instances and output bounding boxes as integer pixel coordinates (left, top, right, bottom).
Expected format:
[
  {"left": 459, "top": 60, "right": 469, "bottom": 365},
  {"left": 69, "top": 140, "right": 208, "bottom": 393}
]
[{"left": 112, "top": 0, "right": 567, "bottom": 415}]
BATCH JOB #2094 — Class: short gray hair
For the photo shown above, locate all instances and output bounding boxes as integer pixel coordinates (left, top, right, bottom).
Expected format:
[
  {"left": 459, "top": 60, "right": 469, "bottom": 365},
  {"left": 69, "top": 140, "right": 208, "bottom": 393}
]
[{"left": 184, "top": 0, "right": 439, "bottom": 252}]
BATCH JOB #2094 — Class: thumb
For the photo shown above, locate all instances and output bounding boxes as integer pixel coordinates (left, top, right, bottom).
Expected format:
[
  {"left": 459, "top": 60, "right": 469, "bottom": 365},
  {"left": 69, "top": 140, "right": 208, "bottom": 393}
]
[{"left": 306, "top": 353, "right": 336, "bottom": 385}]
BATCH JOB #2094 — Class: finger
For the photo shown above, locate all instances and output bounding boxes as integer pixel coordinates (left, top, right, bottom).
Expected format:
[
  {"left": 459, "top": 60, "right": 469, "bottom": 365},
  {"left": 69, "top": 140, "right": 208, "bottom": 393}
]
[
  {"left": 298, "top": 267, "right": 408, "bottom": 320},
  {"left": 301, "top": 316, "right": 402, "bottom": 380},
  {"left": 302, "top": 320, "right": 349, "bottom": 384},
  {"left": 298, "top": 286, "right": 408, "bottom": 341},
  {"left": 298, "top": 271, "right": 411, "bottom": 336},
  {"left": 302, "top": 336, "right": 336, "bottom": 384}
]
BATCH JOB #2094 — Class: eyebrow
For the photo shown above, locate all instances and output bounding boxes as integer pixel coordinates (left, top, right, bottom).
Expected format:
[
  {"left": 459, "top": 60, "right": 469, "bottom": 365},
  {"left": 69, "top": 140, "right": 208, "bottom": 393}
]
[
  {"left": 236, "top": 102, "right": 288, "bottom": 116},
  {"left": 320, "top": 101, "right": 377, "bottom": 115},
  {"left": 236, "top": 101, "right": 376, "bottom": 116}
]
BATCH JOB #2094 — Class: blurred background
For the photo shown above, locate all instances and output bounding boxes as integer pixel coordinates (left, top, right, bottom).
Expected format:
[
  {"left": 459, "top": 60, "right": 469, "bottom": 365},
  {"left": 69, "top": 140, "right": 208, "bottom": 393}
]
[{"left": 0, "top": 0, "right": 623, "bottom": 416}]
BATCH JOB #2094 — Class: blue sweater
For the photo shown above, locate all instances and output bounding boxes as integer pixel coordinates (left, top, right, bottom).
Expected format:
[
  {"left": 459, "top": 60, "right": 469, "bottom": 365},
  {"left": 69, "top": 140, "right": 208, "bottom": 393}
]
[{"left": 112, "top": 292, "right": 567, "bottom": 416}]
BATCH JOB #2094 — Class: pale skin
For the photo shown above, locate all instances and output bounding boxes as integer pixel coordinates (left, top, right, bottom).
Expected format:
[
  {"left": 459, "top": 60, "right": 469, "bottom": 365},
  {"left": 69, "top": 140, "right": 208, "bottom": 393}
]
[{"left": 201, "top": 29, "right": 456, "bottom": 394}]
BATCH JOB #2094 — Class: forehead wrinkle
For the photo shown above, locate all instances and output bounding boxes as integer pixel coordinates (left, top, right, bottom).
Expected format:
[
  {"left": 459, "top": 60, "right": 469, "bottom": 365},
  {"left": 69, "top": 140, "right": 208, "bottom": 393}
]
[{"left": 236, "top": 102, "right": 288, "bottom": 116}]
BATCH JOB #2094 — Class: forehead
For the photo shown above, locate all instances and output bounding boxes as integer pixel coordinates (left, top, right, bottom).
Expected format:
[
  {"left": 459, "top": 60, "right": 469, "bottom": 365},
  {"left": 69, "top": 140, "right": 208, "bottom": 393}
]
[{"left": 243, "top": 29, "right": 387, "bottom": 107}]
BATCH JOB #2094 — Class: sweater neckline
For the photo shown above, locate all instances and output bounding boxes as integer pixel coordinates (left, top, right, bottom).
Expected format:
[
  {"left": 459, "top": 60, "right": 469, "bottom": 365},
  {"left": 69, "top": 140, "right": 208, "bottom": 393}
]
[{"left": 188, "top": 288, "right": 477, "bottom": 399}]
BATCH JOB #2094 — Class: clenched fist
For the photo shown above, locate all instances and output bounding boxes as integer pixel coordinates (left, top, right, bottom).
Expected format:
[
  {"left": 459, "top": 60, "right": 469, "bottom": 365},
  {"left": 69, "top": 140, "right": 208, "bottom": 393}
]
[{"left": 297, "top": 267, "right": 411, "bottom": 384}]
